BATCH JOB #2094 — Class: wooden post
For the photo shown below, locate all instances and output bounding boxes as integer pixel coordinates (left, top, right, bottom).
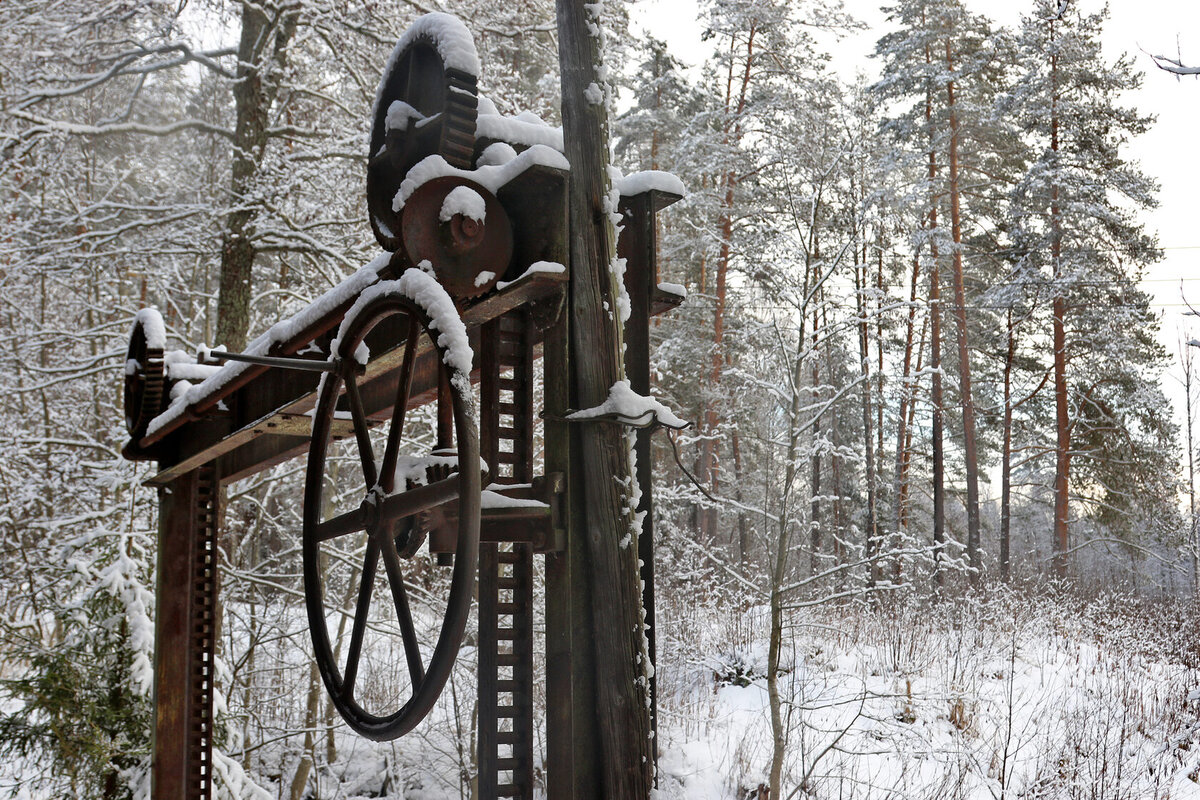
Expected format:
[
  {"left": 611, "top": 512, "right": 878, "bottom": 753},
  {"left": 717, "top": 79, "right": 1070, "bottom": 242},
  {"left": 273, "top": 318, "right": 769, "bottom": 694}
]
[
  {"left": 618, "top": 190, "right": 677, "bottom": 753},
  {"left": 556, "top": 1, "right": 654, "bottom": 795},
  {"left": 544, "top": 306, "right": 601, "bottom": 799},
  {"left": 152, "top": 464, "right": 219, "bottom": 800}
]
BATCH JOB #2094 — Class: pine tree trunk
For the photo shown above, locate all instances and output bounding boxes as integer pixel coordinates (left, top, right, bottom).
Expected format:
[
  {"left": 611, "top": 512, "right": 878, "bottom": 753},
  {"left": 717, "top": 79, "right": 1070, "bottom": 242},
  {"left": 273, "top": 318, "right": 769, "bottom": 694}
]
[
  {"left": 876, "top": 238, "right": 887, "bottom": 559},
  {"left": 1052, "top": 294, "right": 1069, "bottom": 577},
  {"left": 700, "top": 24, "right": 757, "bottom": 536},
  {"left": 892, "top": 253, "right": 922, "bottom": 581},
  {"left": 732, "top": 429, "right": 750, "bottom": 563},
  {"left": 1185, "top": 350, "right": 1198, "bottom": 594},
  {"left": 855, "top": 257, "right": 878, "bottom": 588},
  {"left": 1049, "top": 28, "right": 1070, "bottom": 579},
  {"left": 1001, "top": 313, "right": 1015, "bottom": 579},
  {"left": 810, "top": 304, "right": 822, "bottom": 577},
  {"left": 925, "top": 45, "right": 946, "bottom": 589},
  {"left": 902, "top": 318, "right": 927, "bottom": 542},
  {"left": 929, "top": 188, "right": 946, "bottom": 588},
  {"left": 701, "top": 177, "right": 734, "bottom": 534},
  {"left": 944, "top": 37, "right": 982, "bottom": 579}
]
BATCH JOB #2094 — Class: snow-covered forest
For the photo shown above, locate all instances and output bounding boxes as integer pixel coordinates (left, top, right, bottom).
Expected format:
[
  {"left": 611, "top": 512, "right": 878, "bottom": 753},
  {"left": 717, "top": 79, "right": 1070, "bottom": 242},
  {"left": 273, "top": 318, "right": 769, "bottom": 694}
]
[{"left": 3, "top": 0, "right": 1200, "bottom": 797}]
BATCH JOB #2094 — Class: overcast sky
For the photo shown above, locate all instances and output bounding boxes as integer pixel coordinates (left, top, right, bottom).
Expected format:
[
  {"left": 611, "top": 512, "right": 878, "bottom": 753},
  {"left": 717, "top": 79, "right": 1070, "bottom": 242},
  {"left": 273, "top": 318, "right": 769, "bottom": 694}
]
[{"left": 634, "top": 0, "right": 1200, "bottom": 429}]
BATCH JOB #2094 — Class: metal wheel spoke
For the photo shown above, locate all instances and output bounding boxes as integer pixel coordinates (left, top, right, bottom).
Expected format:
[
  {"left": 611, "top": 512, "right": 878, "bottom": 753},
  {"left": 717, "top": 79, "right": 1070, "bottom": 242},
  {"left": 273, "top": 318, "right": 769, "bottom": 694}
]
[
  {"left": 379, "top": 315, "right": 422, "bottom": 494},
  {"left": 344, "top": 373, "right": 378, "bottom": 488},
  {"left": 342, "top": 538, "right": 380, "bottom": 699},
  {"left": 379, "top": 538, "right": 426, "bottom": 688},
  {"left": 312, "top": 507, "right": 366, "bottom": 543},
  {"left": 303, "top": 287, "right": 480, "bottom": 740},
  {"left": 376, "top": 475, "right": 460, "bottom": 526}
]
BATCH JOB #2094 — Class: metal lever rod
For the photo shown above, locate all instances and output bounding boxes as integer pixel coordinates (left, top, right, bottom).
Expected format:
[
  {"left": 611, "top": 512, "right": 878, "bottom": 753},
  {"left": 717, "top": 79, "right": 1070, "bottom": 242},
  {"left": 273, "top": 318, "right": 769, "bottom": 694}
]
[{"left": 200, "top": 349, "right": 338, "bottom": 373}]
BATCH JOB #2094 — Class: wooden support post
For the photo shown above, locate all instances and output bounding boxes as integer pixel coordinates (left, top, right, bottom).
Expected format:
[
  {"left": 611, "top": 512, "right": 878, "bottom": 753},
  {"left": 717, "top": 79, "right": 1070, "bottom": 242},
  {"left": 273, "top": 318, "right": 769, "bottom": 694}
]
[
  {"left": 544, "top": 306, "right": 600, "bottom": 799},
  {"left": 557, "top": 1, "right": 655, "bottom": 794},
  {"left": 152, "top": 464, "right": 219, "bottom": 800},
  {"left": 618, "top": 191, "right": 659, "bottom": 752}
]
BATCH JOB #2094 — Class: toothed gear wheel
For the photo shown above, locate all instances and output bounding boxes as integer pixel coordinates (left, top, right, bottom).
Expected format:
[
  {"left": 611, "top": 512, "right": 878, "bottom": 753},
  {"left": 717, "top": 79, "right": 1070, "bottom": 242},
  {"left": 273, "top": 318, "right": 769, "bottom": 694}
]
[
  {"left": 367, "top": 27, "right": 479, "bottom": 252},
  {"left": 124, "top": 311, "right": 166, "bottom": 441}
]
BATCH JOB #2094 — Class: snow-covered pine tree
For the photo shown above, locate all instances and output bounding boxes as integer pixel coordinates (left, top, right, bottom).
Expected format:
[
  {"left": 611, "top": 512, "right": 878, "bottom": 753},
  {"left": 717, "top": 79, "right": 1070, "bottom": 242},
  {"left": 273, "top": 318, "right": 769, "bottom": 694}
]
[
  {"left": 874, "top": 0, "right": 1018, "bottom": 581},
  {"left": 1009, "top": 0, "right": 1180, "bottom": 580}
]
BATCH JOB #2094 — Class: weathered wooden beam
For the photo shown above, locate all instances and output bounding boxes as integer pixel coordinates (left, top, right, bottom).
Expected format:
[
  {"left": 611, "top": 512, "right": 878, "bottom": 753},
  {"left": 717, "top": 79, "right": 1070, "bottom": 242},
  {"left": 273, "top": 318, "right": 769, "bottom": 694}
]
[
  {"left": 618, "top": 190, "right": 665, "bottom": 758},
  {"left": 146, "top": 272, "right": 567, "bottom": 487},
  {"left": 556, "top": 0, "right": 654, "bottom": 794},
  {"left": 543, "top": 302, "right": 600, "bottom": 800}
]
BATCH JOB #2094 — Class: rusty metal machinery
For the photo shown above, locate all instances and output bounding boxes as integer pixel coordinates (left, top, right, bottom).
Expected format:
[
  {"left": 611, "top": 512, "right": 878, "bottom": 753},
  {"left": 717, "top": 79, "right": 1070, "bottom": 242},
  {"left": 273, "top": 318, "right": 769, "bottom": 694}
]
[
  {"left": 303, "top": 286, "right": 482, "bottom": 740},
  {"left": 124, "top": 12, "right": 682, "bottom": 800},
  {"left": 367, "top": 22, "right": 478, "bottom": 253},
  {"left": 124, "top": 310, "right": 166, "bottom": 442}
]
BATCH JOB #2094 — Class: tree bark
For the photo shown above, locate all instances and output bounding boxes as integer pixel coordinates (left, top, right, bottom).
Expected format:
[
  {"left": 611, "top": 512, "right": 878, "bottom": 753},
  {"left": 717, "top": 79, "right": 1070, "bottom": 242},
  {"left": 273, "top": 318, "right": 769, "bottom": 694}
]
[
  {"left": 556, "top": 3, "right": 653, "bottom": 795},
  {"left": 892, "top": 253, "right": 922, "bottom": 582},
  {"left": 215, "top": 1, "right": 299, "bottom": 351},
  {"left": 855, "top": 255, "right": 878, "bottom": 588},
  {"left": 944, "top": 36, "right": 982, "bottom": 579},
  {"left": 1185, "top": 344, "right": 1198, "bottom": 594},
  {"left": 925, "top": 61, "right": 946, "bottom": 588},
  {"left": 700, "top": 23, "right": 757, "bottom": 536},
  {"left": 810, "top": 304, "right": 822, "bottom": 577},
  {"left": 1048, "top": 21, "right": 1071, "bottom": 579},
  {"left": 768, "top": 321, "right": 810, "bottom": 800},
  {"left": 288, "top": 660, "right": 322, "bottom": 800},
  {"left": 1001, "top": 312, "right": 1015, "bottom": 579}
]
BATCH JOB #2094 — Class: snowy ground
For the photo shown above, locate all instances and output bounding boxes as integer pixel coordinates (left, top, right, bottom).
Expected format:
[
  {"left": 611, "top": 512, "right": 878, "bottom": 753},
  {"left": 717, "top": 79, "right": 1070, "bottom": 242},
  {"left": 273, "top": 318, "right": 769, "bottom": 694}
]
[
  {"left": 653, "top": 590, "right": 1200, "bottom": 800},
  {"left": 222, "top": 586, "right": 1200, "bottom": 799},
  {"left": 6, "top": 587, "right": 1199, "bottom": 799}
]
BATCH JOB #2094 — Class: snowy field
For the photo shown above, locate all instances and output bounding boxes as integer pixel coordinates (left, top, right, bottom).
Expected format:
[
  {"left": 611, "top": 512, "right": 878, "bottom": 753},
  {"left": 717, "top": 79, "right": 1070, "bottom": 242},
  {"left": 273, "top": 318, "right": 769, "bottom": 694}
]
[
  {"left": 3, "top": 585, "right": 1199, "bottom": 799},
  {"left": 206, "top": 590, "right": 1200, "bottom": 798},
  {"left": 653, "top": 591, "right": 1200, "bottom": 800}
]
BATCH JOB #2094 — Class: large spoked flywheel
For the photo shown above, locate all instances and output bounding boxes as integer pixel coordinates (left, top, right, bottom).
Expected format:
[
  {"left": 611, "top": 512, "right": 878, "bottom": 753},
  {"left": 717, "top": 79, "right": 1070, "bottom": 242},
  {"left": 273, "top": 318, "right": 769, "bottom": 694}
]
[{"left": 303, "top": 273, "right": 480, "bottom": 740}]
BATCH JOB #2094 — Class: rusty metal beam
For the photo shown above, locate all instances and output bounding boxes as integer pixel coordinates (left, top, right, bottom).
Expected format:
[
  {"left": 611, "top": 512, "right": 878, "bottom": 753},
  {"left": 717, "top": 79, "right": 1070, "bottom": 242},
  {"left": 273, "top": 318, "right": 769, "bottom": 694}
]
[{"left": 152, "top": 464, "right": 218, "bottom": 800}]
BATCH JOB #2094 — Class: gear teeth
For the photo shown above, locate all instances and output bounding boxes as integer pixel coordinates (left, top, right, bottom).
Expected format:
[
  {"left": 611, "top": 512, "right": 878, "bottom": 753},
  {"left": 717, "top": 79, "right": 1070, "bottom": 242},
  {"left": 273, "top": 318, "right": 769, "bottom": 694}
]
[
  {"left": 368, "top": 40, "right": 480, "bottom": 249},
  {"left": 125, "top": 331, "right": 165, "bottom": 441},
  {"left": 443, "top": 70, "right": 478, "bottom": 169}
]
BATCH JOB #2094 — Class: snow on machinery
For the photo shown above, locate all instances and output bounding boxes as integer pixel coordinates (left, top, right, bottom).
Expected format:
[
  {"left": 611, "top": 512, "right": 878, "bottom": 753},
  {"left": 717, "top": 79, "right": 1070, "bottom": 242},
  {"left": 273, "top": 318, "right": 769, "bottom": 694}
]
[{"left": 122, "top": 13, "right": 683, "bottom": 800}]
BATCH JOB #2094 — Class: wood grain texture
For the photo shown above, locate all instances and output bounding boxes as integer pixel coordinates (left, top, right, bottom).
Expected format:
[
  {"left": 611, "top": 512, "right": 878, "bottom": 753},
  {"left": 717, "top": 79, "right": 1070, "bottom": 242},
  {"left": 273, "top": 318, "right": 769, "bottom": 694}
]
[{"left": 555, "top": 2, "right": 654, "bottom": 796}]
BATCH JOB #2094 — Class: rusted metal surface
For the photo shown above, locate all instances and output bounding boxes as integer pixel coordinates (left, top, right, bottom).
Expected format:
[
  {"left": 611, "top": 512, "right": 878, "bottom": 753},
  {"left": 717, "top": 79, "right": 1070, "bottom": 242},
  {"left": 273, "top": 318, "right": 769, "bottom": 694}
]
[
  {"left": 124, "top": 314, "right": 165, "bottom": 444},
  {"left": 132, "top": 12, "right": 686, "bottom": 796},
  {"left": 477, "top": 312, "right": 536, "bottom": 799},
  {"left": 302, "top": 294, "right": 481, "bottom": 741},
  {"left": 367, "top": 36, "right": 478, "bottom": 250},
  {"left": 140, "top": 268, "right": 567, "bottom": 485},
  {"left": 400, "top": 177, "right": 512, "bottom": 297},
  {"left": 152, "top": 464, "right": 218, "bottom": 800}
]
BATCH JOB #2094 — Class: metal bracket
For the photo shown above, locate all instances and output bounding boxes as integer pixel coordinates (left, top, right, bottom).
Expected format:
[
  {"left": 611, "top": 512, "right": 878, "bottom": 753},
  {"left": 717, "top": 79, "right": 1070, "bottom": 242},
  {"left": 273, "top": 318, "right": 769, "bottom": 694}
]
[{"left": 543, "top": 409, "right": 692, "bottom": 431}]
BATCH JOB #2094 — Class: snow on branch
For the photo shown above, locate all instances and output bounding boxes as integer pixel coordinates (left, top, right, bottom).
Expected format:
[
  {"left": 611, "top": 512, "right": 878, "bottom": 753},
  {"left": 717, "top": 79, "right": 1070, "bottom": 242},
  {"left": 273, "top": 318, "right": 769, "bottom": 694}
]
[
  {"left": 8, "top": 110, "right": 236, "bottom": 142},
  {"left": 1150, "top": 52, "right": 1200, "bottom": 76},
  {"left": 16, "top": 43, "right": 237, "bottom": 110}
]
